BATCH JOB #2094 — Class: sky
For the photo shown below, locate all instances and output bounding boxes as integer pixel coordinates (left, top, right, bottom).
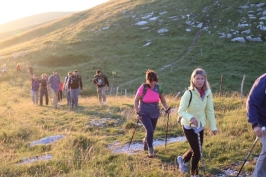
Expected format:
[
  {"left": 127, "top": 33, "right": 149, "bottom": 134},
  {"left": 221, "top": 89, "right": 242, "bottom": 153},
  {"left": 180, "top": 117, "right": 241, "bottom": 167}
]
[{"left": 0, "top": 0, "right": 108, "bottom": 25}]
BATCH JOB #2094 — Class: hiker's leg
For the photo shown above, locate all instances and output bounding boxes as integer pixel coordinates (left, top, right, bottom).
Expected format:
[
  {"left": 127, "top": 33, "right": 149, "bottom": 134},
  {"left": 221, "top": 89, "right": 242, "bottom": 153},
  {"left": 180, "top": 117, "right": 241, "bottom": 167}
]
[
  {"left": 140, "top": 115, "right": 158, "bottom": 148},
  {"left": 253, "top": 134, "right": 266, "bottom": 177},
  {"left": 97, "top": 87, "right": 102, "bottom": 103},
  {"left": 102, "top": 86, "right": 107, "bottom": 103}
]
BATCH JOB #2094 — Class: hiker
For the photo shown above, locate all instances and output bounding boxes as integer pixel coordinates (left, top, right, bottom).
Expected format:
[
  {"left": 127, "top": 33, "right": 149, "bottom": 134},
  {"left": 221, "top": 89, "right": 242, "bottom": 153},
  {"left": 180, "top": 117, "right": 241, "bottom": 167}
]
[
  {"left": 68, "top": 70, "right": 82, "bottom": 108},
  {"left": 31, "top": 74, "right": 39, "bottom": 104},
  {"left": 246, "top": 73, "right": 266, "bottom": 177},
  {"left": 48, "top": 70, "right": 60, "bottom": 109},
  {"left": 63, "top": 72, "right": 72, "bottom": 106},
  {"left": 93, "top": 69, "right": 109, "bottom": 105},
  {"left": 134, "top": 69, "right": 170, "bottom": 158},
  {"left": 16, "top": 63, "right": 22, "bottom": 73},
  {"left": 40, "top": 73, "right": 49, "bottom": 106},
  {"left": 177, "top": 68, "right": 217, "bottom": 176},
  {"left": 58, "top": 81, "right": 63, "bottom": 102}
]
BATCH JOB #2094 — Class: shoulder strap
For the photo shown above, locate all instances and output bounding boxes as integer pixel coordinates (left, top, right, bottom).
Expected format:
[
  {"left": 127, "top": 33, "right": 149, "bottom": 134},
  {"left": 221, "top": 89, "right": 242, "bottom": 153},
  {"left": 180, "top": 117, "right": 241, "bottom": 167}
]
[
  {"left": 141, "top": 83, "right": 147, "bottom": 100},
  {"left": 188, "top": 90, "right": 192, "bottom": 107}
]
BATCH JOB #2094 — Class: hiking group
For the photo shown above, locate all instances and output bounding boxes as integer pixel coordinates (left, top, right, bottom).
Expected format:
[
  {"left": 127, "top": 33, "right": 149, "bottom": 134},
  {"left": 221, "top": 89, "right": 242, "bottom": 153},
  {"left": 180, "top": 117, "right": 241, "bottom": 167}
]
[
  {"left": 134, "top": 68, "right": 266, "bottom": 177},
  {"left": 4, "top": 61, "right": 265, "bottom": 176},
  {"left": 30, "top": 68, "right": 109, "bottom": 109}
]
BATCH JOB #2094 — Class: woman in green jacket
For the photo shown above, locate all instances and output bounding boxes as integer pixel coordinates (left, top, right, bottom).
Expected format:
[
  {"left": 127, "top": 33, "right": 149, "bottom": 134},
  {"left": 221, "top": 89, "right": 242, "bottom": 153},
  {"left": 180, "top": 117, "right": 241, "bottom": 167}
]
[{"left": 177, "top": 68, "right": 217, "bottom": 177}]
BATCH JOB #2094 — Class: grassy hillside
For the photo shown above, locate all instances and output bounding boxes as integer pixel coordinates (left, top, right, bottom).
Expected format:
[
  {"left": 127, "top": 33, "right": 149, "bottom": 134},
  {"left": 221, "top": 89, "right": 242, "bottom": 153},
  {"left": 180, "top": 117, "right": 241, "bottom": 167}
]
[
  {"left": 0, "top": 12, "right": 76, "bottom": 33},
  {"left": 0, "top": 0, "right": 265, "bottom": 97},
  {"left": 0, "top": 72, "right": 259, "bottom": 176},
  {"left": 0, "top": 1, "right": 265, "bottom": 175}
]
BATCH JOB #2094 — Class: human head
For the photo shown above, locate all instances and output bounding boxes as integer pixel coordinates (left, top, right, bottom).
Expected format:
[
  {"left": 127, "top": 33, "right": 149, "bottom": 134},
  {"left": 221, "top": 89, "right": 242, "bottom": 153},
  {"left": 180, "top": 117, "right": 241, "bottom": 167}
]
[
  {"left": 145, "top": 69, "right": 158, "bottom": 86},
  {"left": 96, "top": 69, "right": 102, "bottom": 76},
  {"left": 74, "top": 70, "right": 78, "bottom": 76},
  {"left": 53, "top": 70, "right": 58, "bottom": 76},
  {"left": 41, "top": 73, "right": 47, "bottom": 79},
  {"left": 68, "top": 71, "right": 72, "bottom": 77},
  {"left": 189, "top": 68, "right": 210, "bottom": 90},
  {"left": 33, "top": 74, "right": 38, "bottom": 79}
]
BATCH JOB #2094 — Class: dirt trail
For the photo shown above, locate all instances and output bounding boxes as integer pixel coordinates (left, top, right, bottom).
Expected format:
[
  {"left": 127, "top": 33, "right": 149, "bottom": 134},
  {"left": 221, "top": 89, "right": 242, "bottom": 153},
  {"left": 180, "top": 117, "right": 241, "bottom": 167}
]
[{"left": 118, "top": 2, "right": 214, "bottom": 88}]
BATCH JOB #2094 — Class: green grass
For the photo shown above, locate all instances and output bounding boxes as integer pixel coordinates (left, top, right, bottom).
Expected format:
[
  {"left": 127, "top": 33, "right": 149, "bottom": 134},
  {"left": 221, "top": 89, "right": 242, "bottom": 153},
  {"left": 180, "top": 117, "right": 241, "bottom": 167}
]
[
  {"left": 0, "top": 0, "right": 265, "bottom": 176},
  {"left": 0, "top": 73, "right": 261, "bottom": 176}
]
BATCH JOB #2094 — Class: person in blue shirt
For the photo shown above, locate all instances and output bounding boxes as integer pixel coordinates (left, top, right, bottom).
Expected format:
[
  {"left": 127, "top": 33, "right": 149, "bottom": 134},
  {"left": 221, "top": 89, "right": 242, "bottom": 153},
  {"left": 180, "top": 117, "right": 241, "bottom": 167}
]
[
  {"left": 246, "top": 73, "right": 266, "bottom": 177},
  {"left": 48, "top": 70, "right": 60, "bottom": 109},
  {"left": 31, "top": 74, "right": 39, "bottom": 104}
]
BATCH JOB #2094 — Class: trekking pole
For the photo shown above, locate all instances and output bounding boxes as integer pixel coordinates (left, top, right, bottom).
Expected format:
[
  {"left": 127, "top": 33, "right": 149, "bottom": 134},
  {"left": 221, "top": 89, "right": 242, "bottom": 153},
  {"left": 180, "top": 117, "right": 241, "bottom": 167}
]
[
  {"left": 165, "top": 112, "right": 170, "bottom": 151},
  {"left": 128, "top": 118, "right": 140, "bottom": 151},
  {"left": 236, "top": 126, "right": 265, "bottom": 177},
  {"left": 164, "top": 107, "right": 171, "bottom": 151},
  {"left": 190, "top": 122, "right": 206, "bottom": 175}
]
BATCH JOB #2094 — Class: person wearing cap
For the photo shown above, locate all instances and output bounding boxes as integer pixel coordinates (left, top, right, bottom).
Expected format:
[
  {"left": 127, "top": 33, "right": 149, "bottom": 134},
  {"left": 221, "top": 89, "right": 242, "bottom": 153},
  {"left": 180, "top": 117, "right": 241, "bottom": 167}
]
[
  {"left": 63, "top": 72, "right": 72, "bottom": 106},
  {"left": 68, "top": 70, "right": 83, "bottom": 108},
  {"left": 246, "top": 73, "right": 266, "bottom": 177},
  {"left": 93, "top": 69, "right": 109, "bottom": 105},
  {"left": 48, "top": 70, "right": 60, "bottom": 109}
]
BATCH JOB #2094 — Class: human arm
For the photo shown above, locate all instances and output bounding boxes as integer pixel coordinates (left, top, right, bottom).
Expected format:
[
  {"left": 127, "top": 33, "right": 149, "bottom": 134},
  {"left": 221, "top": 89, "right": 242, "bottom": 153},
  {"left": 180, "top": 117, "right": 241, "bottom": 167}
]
[
  {"left": 205, "top": 90, "right": 217, "bottom": 133},
  {"left": 246, "top": 76, "right": 266, "bottom": 129},
  {"left": 159, "top": 93, "right": 169, "bottom": 111},
  {"left": 178, "top": 90, "right": 196, "bottom": 124},
  {"left": 80, "top": 76, "right": 83, "bottom": 90},
  {"left": 104, "top": 76, "right": 109, "bottom": 90}
]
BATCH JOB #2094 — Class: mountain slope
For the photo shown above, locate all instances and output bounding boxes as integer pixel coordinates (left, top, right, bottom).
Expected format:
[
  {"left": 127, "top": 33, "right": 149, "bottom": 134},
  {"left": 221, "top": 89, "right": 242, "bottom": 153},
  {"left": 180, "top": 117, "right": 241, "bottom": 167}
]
[
  {"left": 0, "top": 12, "right": 76, "bottom": 33},
  {"left": 0, "top": 0, "right": 265, "bottom": 96}
]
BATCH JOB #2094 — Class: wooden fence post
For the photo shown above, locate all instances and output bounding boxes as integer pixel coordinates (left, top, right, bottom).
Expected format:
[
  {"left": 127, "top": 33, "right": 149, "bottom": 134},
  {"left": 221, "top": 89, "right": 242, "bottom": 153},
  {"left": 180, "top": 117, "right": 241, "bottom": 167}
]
[
  {"left": 241, "top": 75, "right": 246, "bottom": 99},
  {"left": 219, "top": 74, "right": 223, "bottom": 97}
]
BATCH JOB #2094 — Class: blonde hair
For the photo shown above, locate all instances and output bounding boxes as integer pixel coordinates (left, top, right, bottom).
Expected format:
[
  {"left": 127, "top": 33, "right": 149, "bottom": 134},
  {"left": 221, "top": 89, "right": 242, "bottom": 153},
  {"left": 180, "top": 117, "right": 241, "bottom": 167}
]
[{"left": 188, "top": 68, "right": 210, "bottom": 90}]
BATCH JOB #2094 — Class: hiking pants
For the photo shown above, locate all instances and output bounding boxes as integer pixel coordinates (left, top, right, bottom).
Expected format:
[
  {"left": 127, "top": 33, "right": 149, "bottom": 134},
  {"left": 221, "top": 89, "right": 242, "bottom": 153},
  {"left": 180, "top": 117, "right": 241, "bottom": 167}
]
[
  {"left": 65, "top": 89, "right": 71, "bottom": 106},
  {"left": 139, "top": 115, "right": 158, "bottom": 148},
  {"left": 182, "top": 126, "right": 204, "bottom": 176},
  {"left": 40, "top": 89, "right": 48, "bottom": 106},
  {"left": 71, "top": 88, "right": 80, "bottom": 107},
  {"left": 253, "top": 133, "right": 266, "bottom": 177},
  {"left": 97, "top": 86, "right": 106, "bottom": 103},
  {"left": 58, "top": 90, "right": 62, "bottom": 101},
  {"left": 50, "top": 89, "right": 58, "bottom": 108},
  {"left": 31, "top": 90, "right": 38, "bottom": 104}
]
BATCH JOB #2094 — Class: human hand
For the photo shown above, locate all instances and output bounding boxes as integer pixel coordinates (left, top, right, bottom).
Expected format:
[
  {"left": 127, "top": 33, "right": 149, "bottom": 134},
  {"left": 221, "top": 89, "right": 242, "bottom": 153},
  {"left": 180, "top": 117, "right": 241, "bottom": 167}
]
[
  {"left": 106, "top": 87, "right": 109, "bottom": 91},
  {"left": 165, "top": 107, "right": 171, "bottom": 114},
  {"left": 136, "top": 112, "right": 142, "bottom": 120},
  {"left": 190, "top": 117, "right": 198, "bottom": 127},
  {"left": 212, "top": 130, "right": 218, "bottom": 135},
  {"left": 254, "top": 126, "right": 265, "bottom": 138}
]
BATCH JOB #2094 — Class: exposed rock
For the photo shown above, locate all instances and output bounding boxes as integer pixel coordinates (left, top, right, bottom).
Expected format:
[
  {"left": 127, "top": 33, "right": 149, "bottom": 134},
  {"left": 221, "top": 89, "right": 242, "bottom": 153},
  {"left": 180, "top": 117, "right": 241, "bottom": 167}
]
[
  {"left": 231, "top": 37, "right": 246, "bottom": 42},
  {"left": 159, "top": 11, "right": 167, "bottom": 15},
  {"left": 241, "top": 29, "right": 251, "bottom": 34},
  {"left": 256, "top": 3, "right": 265, "bottom": 8},
  {"left": 246, "top": 36, "right": 262, "bottom": 42},
  {"left": 196, "top": 23, "right": 203, "bottom": 28},
  {"left": 238, "top": 23, "right": 249, "bottom": 27},
  {"left": 157, "top": 28, "right": 169, "bottom": 33},
  {"left": 143, "top": 41, "right": 151, "bottom": 47},
  {"left": 135, "top": 21, "right": 148, "bottom": 26},
  {"left": 260, "top": 16, "right": 266, "bottom": 20},
  {"left": 149, "top": 16, "right": 159, "bottom": 21}
]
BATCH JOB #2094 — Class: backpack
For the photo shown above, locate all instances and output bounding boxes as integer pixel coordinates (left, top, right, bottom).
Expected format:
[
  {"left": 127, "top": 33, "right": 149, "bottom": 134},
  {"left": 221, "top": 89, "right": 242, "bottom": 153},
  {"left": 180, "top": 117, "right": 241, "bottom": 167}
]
[{"left": 141, "top": 83, "right": 163, "bottom": 100}]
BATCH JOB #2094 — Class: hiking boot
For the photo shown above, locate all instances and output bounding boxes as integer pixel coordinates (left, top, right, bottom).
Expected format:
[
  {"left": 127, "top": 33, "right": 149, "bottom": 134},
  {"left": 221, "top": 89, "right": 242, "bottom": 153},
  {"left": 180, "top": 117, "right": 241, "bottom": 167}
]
[
  {"left": 177, "top": 156, "right": 187, "bottom": 174},
  {"left": 148, "top": 147, "right": 155, "bottom": 158},
  {"left": 142, "top": 138, "right": 148, "bottom": 151}
]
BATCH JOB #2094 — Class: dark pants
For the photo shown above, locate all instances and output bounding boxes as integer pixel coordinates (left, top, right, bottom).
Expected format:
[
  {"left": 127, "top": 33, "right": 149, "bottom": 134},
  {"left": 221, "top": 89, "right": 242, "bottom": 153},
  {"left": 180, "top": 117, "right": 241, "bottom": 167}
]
[
  {"left": 140, "top": 115, "right": 158, "bottom": 148},
  {"left": 58, "top": 90, "right": 62, "bottom": 101},
  {"left": 40, "top": 89, "right": 49, "bottom": 106},
  {"left": 182, "top": 126, "right": 204, "bottom": 176}
]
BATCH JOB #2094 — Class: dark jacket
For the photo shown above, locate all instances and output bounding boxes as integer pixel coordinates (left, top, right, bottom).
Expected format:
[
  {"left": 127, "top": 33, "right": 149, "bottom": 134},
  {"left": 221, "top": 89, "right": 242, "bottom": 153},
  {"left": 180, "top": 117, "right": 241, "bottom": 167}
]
[
  {"left": 40, "top": 79, "right": 48, "bottom": 91},
  {"left": 68, "top": 75, "right": 83, "bottom": 90},
  {"left": 246, "top": 73, "right": 266, "bottom": 128},
  {"left": 93, "top": 74, "right": 109, "bottom": 88}
]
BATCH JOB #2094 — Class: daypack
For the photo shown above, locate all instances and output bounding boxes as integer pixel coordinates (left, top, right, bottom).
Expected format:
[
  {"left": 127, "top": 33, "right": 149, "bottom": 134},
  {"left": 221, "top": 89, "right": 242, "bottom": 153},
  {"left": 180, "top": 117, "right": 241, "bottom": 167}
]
[
  {"left": 93, "top": 75, "right": 106, "bottom": 86},
  {"left": 141, "top": 83, "right": 163, "bottom": 100}
]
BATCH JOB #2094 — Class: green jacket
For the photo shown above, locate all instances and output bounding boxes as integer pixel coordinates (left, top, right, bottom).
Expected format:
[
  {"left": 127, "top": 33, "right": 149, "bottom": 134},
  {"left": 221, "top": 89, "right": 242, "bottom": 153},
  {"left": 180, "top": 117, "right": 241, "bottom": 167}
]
[{"left": 178, "top": 88, "right": 217, "bottom": 131}]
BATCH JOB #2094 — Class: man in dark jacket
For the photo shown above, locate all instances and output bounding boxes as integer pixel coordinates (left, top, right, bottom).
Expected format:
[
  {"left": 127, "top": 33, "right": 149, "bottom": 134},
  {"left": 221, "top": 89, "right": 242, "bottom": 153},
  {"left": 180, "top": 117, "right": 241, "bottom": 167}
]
[
  {"left": 48, "top": 70, "right": 60, "bottom": 109},
  {"left": 93, "top": 69, "right": 109, "bottom": 105},
  {"left": 246, "top": 73, "right": 266, "bottom": 177},
  {"left": 68, "top": 70, "right": 82, "bottom": 108}
]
